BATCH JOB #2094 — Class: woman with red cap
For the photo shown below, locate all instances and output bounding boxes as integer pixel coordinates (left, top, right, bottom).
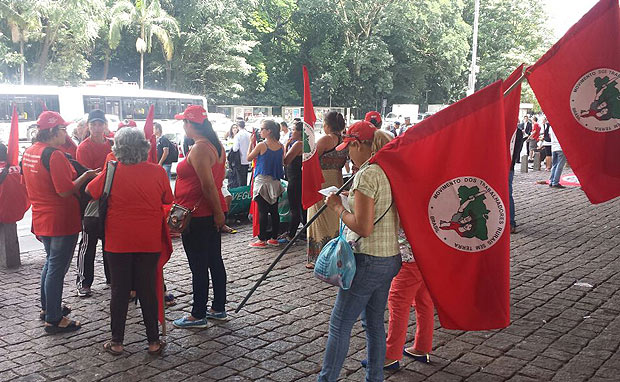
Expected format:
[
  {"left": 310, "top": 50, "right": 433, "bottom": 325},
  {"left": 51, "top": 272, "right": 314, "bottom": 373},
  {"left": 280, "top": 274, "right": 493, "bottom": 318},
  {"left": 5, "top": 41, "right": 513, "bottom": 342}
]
[
  {"left": 22, "top": 111, "right": 98, "bottom": 333},
  {"left": 172, "top": 105, "right": 228, "bottom": 328},
  {"left": 319, "top": 121, "right": 401, "bottom": 382}
]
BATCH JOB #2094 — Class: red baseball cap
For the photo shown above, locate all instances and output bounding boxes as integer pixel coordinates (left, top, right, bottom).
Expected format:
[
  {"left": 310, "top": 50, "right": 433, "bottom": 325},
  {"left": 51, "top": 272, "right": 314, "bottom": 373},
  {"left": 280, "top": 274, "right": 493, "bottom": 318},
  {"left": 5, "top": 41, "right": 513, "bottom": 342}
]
[
  {"left": 36, "top": 111, "right": 69, "bottom": 130},
  {"left": 175, "top": 105, "right": 208, "bottom": 124},
  {"left": 336, "top": 121, "right": 376, "bottom": 151},
  {"left": 118, "top": 119, "right": 137, "bottom": 129},
  {"left": 364, "top": 111, "right": 382, "bottom": 126}
]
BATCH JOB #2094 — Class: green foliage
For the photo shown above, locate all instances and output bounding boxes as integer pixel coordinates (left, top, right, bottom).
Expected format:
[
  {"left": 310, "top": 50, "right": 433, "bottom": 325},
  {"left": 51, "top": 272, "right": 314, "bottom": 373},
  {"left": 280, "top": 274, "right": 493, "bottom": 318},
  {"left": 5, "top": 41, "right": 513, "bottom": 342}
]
[{"left": 0, "top": 0, "right": 555, "bottom": 114}]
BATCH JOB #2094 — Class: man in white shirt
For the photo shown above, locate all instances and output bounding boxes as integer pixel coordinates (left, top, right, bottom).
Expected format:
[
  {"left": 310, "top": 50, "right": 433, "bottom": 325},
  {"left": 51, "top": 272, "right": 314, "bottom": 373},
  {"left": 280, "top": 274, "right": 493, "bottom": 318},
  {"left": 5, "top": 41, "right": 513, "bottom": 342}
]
[{"left": 233, "top": 120, "right": 251, "bottom": 186}]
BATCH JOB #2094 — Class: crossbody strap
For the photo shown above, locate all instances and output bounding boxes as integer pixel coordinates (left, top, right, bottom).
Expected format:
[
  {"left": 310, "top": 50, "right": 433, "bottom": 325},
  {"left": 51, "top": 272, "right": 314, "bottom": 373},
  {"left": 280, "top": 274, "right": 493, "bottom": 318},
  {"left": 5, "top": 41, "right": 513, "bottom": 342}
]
[
  {"left": 353, "top": 199, "right": 394, "bottom": 244},
  {"left": 101, "top": 161, "right": 117, "bottom": 199}
]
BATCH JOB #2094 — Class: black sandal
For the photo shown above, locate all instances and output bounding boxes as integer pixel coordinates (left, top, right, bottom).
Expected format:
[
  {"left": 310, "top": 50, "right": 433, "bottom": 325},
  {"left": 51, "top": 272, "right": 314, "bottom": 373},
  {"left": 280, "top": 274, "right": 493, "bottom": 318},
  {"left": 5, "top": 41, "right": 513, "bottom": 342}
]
[
  {"left": 39, "top": 305, "right": 72, "bottom": 320},
  {"left": 44, "top": 319, "right": 81, "bottom": 334},
  {"left": 103, "top": 341, "right": 123, "bottom": 356},
  {"left": 147, "top": 339, "right": 166, "bottom": 355}
]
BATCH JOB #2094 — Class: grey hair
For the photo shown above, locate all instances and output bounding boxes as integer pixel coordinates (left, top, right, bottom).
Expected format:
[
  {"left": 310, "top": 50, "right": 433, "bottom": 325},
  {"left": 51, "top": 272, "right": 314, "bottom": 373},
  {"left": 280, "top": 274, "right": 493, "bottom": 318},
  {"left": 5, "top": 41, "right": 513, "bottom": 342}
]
[{"left": 112, "top": 127, "right": 150, "bottom": 165}]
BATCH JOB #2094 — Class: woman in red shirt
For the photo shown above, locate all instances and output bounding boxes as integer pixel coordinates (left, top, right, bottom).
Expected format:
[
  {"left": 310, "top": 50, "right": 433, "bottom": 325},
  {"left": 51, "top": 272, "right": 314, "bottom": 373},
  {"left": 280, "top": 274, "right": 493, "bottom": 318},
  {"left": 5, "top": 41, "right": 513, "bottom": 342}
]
[
  {"left": 87, "top": 127, "right": 172, "bottom": 355},
  {"left": 22, "top": 111, "right": 97, "bottom": 333},
  {"left": 172, "top": 105, "right": 227, "bottom": 328}
]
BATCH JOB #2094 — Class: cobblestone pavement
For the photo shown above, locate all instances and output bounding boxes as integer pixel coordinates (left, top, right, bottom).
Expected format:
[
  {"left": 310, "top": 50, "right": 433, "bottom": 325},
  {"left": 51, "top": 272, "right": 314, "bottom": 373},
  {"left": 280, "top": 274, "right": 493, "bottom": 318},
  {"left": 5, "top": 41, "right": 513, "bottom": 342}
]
[{"left": 1, "top": 168, "right": 619, "bottom": 382}]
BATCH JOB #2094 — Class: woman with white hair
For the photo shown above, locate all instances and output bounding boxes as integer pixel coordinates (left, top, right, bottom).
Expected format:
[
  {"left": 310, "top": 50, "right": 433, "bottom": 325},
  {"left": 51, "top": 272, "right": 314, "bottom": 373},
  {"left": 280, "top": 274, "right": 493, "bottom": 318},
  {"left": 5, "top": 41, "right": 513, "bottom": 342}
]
[{"left": 87, "top": 127, "right": 173, "bottom": 356}]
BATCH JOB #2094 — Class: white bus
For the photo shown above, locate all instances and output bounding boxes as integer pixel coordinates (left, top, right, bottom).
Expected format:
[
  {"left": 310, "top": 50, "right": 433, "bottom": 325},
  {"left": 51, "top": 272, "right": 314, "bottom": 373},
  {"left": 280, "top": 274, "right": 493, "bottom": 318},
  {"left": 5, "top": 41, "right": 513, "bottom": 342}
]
[{"left": 0, "top": 83, "right": 207, "bottom": 142}]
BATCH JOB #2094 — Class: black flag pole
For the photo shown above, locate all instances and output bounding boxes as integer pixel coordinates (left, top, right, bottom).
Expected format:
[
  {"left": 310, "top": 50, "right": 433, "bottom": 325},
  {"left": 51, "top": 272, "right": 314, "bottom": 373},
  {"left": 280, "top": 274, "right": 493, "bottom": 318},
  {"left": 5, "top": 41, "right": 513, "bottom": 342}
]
[{"left": 235, "top": 173, "right": 356, "bottom": 313}]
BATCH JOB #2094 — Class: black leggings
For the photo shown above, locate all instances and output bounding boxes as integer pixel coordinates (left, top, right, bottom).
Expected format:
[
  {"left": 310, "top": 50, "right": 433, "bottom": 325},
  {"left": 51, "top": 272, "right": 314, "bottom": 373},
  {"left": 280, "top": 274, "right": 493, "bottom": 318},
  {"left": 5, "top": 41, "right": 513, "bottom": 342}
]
[
  {"left": 255, "top": 195, "right": 279, "bottom": 241},
  {"left": 181, "top": 216, "right": 226, "bottom": 317},
  {"left": 106, "top": 252, "right": 160, "bottom": 344},
  {"left": 287, "top": 176, "right": 305, "bottom": 238}
]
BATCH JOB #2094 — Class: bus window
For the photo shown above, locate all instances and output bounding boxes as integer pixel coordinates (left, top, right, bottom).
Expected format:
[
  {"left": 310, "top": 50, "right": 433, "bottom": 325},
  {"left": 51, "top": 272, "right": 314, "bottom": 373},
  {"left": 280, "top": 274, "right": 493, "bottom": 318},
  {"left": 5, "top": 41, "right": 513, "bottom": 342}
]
[
  {"left": 12, "top": 97, "right": 35, "bottom": 121},
  {"left": 84, "top": 97, "right": 105, "bottom": 113},
  {"left": 105, "top": 99, "right": 121, "bottom": 118}
]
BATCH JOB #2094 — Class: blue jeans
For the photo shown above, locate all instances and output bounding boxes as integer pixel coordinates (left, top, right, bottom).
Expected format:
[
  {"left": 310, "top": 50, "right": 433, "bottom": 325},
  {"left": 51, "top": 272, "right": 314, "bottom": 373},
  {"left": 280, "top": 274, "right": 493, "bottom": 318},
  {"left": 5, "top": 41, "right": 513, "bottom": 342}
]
[
  {"left": 162, "top": 164, "right": 172, "bottom": 180},
  {"left": 549, "top": 151, "right": 566, "bottom": 186},
  {"left": 508, "top": 170, "right": 516, "bottom": 228},
  {"left": 41, "top": 234, "right": 79, "bottom": 323},
  {"left": 318, "top": 254, "right": 402, "bottom": 382}
]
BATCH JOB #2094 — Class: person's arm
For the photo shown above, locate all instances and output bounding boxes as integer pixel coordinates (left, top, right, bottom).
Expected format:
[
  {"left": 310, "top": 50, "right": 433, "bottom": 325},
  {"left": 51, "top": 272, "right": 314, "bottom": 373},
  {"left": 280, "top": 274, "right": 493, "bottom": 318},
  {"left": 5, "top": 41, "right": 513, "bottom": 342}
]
[
  {"left": 283, "top": 141, "right": 302, "bottom": 166},
  {"left": 50, "top": 152, "right": 97, "bottom": 198},
  {"left": 247, "top": 140, "right": 265, "bottom": 162},
  {"left": 158, "top": 147, "right": 169, "bottom": 166},
  {"left": 160, "top": 168, "right": 173, "bottom": 204},
  {"left": 326, "top": 189, "right": 375, "bottom": 237},
  {"left": 189, "top": 144, "right": 225, "bottom": 229}
]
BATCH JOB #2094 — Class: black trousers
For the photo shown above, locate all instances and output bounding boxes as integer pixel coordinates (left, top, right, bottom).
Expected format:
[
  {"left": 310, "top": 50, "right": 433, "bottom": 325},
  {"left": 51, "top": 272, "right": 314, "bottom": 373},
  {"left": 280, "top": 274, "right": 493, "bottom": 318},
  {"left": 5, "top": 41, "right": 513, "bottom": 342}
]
[
  {"left": 236, "top": 164, "right": 249, "bottom": 187},
  {"left": 76, "top": 229, "right": 110, "bottom": 288},
  {"left": 287, "top": 176, "right": 305, "bottom": 238},
  {"left": 182, "top": 216, "right": 226, "bottom": 318},
  {"left": 255, "top": 195, "right": 279, "bottom": 241},
  {"left": 106, "top": 251, "right": 160, "bottom": 344}
]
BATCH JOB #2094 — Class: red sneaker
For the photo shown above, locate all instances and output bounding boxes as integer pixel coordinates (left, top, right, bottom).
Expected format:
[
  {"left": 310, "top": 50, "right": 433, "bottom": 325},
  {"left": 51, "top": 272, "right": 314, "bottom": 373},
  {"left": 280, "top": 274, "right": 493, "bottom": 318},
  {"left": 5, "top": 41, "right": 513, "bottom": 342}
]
[
  {"left": 267, "top": 239, "right": 280, "bottom": 246},
  {"left": 249, "top": 241, "right": 268, "bottom": 248}
]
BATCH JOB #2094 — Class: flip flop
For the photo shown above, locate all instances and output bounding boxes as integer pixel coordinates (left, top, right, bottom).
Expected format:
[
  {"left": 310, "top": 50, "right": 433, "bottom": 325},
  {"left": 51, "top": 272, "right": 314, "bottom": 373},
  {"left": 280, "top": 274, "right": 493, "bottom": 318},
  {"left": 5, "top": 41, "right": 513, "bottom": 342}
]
[
  {"left": 103, "top": 341, "right": 123, "bottom": 356},
  {"left": 147, "top": 339, "right": 166, "bottom": 356},
  {"left": 44, "top": 319, "right": 81, "bottom": 334}
]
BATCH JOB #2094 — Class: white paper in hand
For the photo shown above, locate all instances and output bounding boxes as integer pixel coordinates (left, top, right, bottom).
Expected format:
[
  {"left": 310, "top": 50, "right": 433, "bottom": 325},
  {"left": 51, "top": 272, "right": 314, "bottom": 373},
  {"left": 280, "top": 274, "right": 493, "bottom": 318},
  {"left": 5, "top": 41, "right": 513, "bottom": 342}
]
[{"left": 320, "top": 186, "right": 350, "bottom": 212}]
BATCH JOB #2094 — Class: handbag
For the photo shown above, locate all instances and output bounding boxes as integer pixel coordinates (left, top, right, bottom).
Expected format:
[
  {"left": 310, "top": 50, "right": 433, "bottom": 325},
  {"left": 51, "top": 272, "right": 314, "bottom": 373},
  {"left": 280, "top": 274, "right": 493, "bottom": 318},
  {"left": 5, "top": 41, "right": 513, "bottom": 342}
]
[
  {"left": 167, "top": 201, "right": 199, "bottom": 233},
  {"left": 83, "top": 161, "right": 117, "bottom": 236},
  {"left": 314, "top": 200, "right": 394, "bottom": 290}
]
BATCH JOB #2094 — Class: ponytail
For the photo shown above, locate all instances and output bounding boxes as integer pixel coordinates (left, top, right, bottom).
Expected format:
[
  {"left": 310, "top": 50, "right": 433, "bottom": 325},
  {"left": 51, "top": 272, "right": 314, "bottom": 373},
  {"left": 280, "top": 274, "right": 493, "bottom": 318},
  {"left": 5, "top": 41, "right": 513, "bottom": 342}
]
[
  {"left": 190, "top": 119, "right": 222, "bottom": 157},
  {"left": 324, "top": 111, "right": 346, "bottom": 133}
]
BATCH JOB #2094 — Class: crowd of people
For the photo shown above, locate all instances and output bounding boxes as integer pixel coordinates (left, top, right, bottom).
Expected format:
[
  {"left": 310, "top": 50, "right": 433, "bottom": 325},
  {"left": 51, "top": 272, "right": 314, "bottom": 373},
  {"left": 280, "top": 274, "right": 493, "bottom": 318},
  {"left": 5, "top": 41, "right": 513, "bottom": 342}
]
[{"left": 10, "top": 104, "right": 535, "bottom": 381}]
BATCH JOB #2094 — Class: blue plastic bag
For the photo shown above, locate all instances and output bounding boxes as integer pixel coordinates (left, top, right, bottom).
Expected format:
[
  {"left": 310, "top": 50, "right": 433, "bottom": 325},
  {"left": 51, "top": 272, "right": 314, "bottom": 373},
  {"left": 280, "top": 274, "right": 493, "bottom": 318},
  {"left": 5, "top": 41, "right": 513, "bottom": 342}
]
[{"left": 314, "top": 219, "right": 356, "bottom": 290}]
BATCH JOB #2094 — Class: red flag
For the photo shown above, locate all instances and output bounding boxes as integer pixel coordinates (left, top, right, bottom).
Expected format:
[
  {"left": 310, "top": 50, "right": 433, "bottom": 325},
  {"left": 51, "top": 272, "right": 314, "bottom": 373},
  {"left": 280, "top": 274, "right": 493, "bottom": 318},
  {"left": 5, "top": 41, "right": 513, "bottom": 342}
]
[
  {"left": 503, "top": 65, "right": 524, "bottom": 160},
  {"left": 7, "top": 105, "right": 19, "bottom": 166},
  {"left": 372, "top": 81, "right": 511, "bottom": 330},
  {"left": 526, "top": 0, "right": 620, "bottom": 204},
  {"left": 301, "top": 66, "right": 325, "bottom": 209},
  {"left": 143, "top": 105, "right": 158, "bottom": 163}
]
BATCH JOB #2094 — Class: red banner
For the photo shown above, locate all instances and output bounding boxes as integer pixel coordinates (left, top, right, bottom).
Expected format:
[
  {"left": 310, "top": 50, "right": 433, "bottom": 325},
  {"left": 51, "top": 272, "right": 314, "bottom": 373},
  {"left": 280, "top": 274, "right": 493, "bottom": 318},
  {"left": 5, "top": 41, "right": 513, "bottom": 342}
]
[{"left": 301, "top": 66, "right": 324, "bottom": 209}]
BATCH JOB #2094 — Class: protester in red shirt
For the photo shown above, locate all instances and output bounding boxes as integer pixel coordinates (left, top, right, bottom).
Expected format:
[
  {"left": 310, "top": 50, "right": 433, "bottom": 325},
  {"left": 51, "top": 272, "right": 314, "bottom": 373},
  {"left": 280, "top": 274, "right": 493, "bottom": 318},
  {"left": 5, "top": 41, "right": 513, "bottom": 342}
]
[
  {"left": 172, "top": 105, "right": 228, "bottom": 328},
  {"left": 87, "top": 127, "right": 172, "bottom": 356},
  {"left": 75, "top": 109, "right": 113, "bottom": 297},
  {"left": 21, "top": 111, "right": 97, "bottom": 333},
  {"left": 528, "top": 116, "right": 541, "bottom": 161}
]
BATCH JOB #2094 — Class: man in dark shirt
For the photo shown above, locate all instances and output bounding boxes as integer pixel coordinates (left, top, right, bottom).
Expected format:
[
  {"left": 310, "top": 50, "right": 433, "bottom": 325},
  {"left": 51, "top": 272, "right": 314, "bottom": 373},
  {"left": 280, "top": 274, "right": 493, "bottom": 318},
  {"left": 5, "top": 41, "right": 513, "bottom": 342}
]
[
  {"left": 509, "top": 128, "right": 524, "bottom": 234},
  {"left": 154, "top": 122, "right": 175, "bottom": 179}
]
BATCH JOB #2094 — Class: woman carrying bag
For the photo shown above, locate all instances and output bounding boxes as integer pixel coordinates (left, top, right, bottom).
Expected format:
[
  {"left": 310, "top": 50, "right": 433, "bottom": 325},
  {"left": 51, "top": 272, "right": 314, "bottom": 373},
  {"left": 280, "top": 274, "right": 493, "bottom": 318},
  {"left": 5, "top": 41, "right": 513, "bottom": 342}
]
[{"left": 319, "top": 121, "right": 401, "bottom": 382}]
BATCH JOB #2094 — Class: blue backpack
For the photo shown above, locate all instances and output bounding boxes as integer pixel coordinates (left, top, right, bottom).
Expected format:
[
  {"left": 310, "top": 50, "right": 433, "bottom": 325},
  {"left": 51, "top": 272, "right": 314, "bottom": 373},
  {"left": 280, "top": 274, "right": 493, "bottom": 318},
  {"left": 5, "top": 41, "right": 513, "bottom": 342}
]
[{"left": 314, "top": 219, "right": 356, "bottom": 290}]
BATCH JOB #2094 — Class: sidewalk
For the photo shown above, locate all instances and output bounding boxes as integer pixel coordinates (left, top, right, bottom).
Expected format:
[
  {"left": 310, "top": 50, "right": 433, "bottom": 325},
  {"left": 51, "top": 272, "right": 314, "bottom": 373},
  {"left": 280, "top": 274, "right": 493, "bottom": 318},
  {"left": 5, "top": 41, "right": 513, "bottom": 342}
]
[{"left": 0, "top": 168, "right": 619, "bottom": 381}]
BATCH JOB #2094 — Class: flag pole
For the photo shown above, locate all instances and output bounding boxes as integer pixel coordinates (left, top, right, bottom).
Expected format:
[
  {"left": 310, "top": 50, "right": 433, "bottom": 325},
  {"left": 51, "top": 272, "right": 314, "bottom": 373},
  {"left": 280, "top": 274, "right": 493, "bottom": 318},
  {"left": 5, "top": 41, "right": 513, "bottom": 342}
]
[
  {"left": 503, "top": 72, "right": 526, "bottom": 97},
  {"left": 161, "top": 272, "right": 167, "bottom": 336},
  {"left": 235, "top": 173, "right": 356, "bottom": 313}
]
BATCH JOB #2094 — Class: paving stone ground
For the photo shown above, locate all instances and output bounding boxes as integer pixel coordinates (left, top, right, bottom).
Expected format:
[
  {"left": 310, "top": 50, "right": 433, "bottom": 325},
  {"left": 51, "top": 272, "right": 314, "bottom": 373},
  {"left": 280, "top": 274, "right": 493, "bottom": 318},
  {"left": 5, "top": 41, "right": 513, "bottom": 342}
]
[{"left": 1, "top": 168, "right": 619, "bottom": 382}]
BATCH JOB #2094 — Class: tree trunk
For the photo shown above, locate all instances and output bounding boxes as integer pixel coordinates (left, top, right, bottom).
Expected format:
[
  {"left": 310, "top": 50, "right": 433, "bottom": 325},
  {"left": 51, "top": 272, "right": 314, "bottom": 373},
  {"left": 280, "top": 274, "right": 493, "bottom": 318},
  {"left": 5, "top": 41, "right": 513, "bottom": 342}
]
[
  {"left": 35, "top": 26, "right": 57, "bottom": 84},
  {"left": 140, "top": 52, "right": 144, "bottom": 89},
  {"left": 19, "top": 40, "right": 24, "bottom": 85},
  {"left": 166, "top": 60, "right": 172, "bottom": 91},
  {"left": 102, "top": 48, "right": 110, "bottom": 80}
]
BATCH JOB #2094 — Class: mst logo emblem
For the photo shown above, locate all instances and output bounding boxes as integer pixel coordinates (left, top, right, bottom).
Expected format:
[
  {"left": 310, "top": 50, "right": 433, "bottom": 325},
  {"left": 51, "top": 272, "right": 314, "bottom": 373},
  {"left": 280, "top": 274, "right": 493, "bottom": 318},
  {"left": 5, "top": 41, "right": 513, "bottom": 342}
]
[
  {"left": 570, "top": 68, "right": 620, "bottom": 132},
  {"left": 429, "top": 177, "right": 505, "bottom": 253},
  {"left": 302, "top": 121, "right": 316, "bottom": 161}
]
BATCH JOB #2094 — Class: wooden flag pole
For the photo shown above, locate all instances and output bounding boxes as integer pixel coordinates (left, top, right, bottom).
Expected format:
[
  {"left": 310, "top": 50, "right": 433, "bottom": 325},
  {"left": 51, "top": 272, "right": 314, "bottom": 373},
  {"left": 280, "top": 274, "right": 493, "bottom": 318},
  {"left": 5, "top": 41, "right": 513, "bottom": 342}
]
[
  {"left": 161, "top": 272, "right": 167, "bottom": 336},
  {"left": 503, "top": 72, "right": 527, "bottom": 97}
]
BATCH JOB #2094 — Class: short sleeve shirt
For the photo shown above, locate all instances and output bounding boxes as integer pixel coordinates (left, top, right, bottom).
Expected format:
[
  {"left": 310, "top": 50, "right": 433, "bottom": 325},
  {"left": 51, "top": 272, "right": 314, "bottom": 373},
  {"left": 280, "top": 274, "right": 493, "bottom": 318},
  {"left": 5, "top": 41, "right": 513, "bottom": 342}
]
[
  {"left": 346, "top": 164, "right": 399, "bottom": 257},
  {"left": 157, "top": 136, "right": 174, "bottom": 165},
  {"left": 76, "top": 137, "right": 112, "bottom": 170},
  {"left": 22, "top": 142, "right": 81, "bottom": 236},
  {"left": 87, "top": 161, "right": 173, "bottom": 253}
]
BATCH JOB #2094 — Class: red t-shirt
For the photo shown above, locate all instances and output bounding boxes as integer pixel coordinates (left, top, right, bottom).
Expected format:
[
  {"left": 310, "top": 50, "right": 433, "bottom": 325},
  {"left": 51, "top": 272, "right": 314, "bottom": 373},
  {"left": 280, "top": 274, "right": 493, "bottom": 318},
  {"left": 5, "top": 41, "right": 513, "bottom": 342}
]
[
  {"left": 531, "top": 123, "right": 541, "bottom": 140},
  {"left": 22, "top": 142, "right": 81, "bottom": 236},
  {"left": 60, "top": 137, "right": 77, "bottom": 159},
  {"left": 76, "top": 137, "right": 112, "bottom": 170},
  {"left": 87, "top": 161, "right": 173, "bottom": 253}
]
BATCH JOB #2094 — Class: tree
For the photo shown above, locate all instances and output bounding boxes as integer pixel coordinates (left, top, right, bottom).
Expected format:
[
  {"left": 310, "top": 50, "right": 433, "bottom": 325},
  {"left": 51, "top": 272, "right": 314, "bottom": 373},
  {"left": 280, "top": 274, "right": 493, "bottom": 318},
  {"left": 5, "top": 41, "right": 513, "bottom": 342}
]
[
  {"left": 110, "top": 0, "right": 180, "bottom": 89},
  {"left": 0, "top": 0, "right": 41, "bottom": 84}
]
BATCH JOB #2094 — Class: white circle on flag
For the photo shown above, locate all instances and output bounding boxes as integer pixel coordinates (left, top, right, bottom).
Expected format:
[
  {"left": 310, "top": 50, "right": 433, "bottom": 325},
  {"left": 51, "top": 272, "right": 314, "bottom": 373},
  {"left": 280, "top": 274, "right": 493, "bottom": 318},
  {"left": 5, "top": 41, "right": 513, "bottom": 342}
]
[
  {"left": 302, "top": 121, "right": 316, "bottom": 161},
  {"left": 428, "top": 176, "right": 506, "bottom": 253},
  {"left": 570, "top": 68, "right": 620, "bottom": 133}
]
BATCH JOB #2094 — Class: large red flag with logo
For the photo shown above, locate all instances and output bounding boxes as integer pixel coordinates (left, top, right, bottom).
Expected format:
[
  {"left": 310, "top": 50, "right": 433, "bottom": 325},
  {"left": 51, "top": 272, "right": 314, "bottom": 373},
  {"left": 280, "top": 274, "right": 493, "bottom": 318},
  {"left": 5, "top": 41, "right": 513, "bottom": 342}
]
[
  {"left": 526, "top": 0, "right": 620, "bottom": 204},
  {"left": 301, "top": 66, "right": 325, "bottom": 209},
  {"left": 372, "top": 81, "right": 511, "bottom": 330}
]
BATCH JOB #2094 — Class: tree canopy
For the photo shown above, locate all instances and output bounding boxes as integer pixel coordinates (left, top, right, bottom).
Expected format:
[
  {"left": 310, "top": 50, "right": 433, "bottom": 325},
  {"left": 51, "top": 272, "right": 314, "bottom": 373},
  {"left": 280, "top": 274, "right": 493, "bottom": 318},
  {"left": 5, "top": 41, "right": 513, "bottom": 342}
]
[{"left": 0, "top": 0, "right": 553, "bottom": 114}]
